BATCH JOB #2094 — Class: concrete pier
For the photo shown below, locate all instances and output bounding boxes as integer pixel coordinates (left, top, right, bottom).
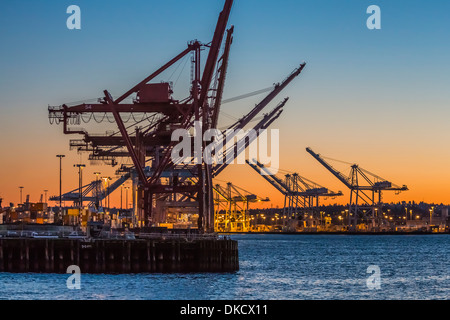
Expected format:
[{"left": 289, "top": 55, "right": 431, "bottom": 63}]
[{"left": 0, "top": 237, "right": 239, "bottom": 273}]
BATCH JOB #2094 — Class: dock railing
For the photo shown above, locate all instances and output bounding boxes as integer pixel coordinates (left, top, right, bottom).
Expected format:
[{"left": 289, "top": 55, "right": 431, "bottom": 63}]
[
  {"left": 0, "top": 229, "right": 224, "bottom": 241},
  {"left": 137, "top": 232, "right": 220, "bottom": 241}
]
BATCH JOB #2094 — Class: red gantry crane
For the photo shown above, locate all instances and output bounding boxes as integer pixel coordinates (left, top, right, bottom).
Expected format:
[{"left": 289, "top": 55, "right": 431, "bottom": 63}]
[
  {"left": 48, "top": 0, "right": 306, "bottom": 233},
  {"left": 49, "top": 0, "right": 235, "bottom": 232}
]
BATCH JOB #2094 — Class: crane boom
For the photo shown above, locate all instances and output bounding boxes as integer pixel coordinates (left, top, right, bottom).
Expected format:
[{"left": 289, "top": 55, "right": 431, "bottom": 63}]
[
  {"left": 211, "top": 26, "right": 234, "bottom": 129},
  {"left": 198, "top": 0, "right": 233, "bottom": 112},
  {"left": 246, "top": 160, "right": 289, "bottom": 195},
  {"left": 227, "top": 63, "right": 306, "bottom": 134},
  {"left": 213, "top": 99, "right": 288, "bottom": 177},
  {"left": 306, "top": 147, "right": 353, "bottom": 189}
]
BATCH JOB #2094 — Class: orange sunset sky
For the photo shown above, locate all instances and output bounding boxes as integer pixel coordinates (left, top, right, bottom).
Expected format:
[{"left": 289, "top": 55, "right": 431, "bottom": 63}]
[{"left": 1, "top": 1, "right": 450, "bottom": 208}]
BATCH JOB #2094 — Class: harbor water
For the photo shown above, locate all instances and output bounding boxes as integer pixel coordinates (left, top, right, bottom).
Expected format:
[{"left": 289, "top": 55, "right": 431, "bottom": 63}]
[{"left": 0, "top": 234, "right": 448, "bottom": 300}]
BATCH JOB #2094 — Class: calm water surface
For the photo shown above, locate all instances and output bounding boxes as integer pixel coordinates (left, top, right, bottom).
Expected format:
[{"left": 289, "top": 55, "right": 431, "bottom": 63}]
[{"left": 0, "top": 234, "right": 448, "bottom": 300}]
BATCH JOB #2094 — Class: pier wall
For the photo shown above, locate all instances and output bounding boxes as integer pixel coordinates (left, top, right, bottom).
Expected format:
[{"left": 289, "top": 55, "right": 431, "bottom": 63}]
[{"left": 0, "top": 238, "right": 239, "bottom": 273}]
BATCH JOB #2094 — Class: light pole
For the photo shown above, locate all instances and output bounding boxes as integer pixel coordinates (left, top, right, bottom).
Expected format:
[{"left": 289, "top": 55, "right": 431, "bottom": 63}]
[
  {"left": 125, "top": 186, "right": 129, "bottom": 210},
  {"left": 108, "top": 178, "right": 111, "bottom": 210},
  {"left": 120, "top": 185, "right": 123, "bottom": 211},
  {"left": 94, "top": 172, "right": 101, "bottom": 209},
  {"left": 56, "top": 155, "right": 65, "bottom": 219},
  {"left": 429, "top": 206, "right": 434, "bottom": 229},
  {"left": 345, "top": 209, "right": 349, "bottom": 230},
  {"left": 320, "top": 211, "right": 324, "bottom": 228},
  {"left": 102, "top": 177, "right": 111, "bottom": 212},
  {"left": 19, "top": 186, "right": 24, "bottom": 205},
  {"left": 44, "top": 190, "right": 48, "bottom": 204},
  {"left": 74, "top": 164, "right": 86, "bottom": 209}
]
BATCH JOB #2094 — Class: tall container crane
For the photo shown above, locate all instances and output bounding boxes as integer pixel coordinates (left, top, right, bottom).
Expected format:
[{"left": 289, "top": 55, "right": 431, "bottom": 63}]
[
  {"left": 48, "top": 1, "right": 235, "bottom": 232},
  {"left": 214, "top": 182, "right": 269, "bottom": 232},
  {"left": 246, "top": 159, "right": 342, "bottom": 225},
  {"left": 47, "top": 0, "right": 306, "bottom": 233},
  {"left": 306, "top": 148, "right": 408, "bottom": 231}
]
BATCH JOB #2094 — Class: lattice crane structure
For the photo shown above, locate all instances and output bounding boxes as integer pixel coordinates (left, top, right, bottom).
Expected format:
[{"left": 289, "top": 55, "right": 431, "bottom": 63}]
[
  {"left": 246, "top": 160, "right": 342, "bottom": 222},
  {"left": 306, "top": 148, "right": 408, "bottom": 231},
  {"left": 48, "top": 0, "right": 306, "bottom": 232},
  {"left": 214, "top": 182, "right": 269, "bottom": 232}
]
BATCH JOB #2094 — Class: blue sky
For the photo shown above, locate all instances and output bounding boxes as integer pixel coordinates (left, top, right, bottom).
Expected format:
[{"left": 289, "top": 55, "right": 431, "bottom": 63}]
[
  {"left": 1, "top": 0, "right": 450, "bottom": 204},
  {"left": 1, "top": 0, "right": 449, "bottom": 103}
]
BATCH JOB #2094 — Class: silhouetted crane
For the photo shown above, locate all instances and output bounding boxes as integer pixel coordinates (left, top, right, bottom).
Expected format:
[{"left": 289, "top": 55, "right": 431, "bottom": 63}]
[
  {"left": 306, "top": 147, "right": 408, "bottom": 231},
  {"left": 213, "top": 182, "right": 269, "bottom": 232},
  {"left": 246, "top": 159, "right": 342, "bottom": 224}
]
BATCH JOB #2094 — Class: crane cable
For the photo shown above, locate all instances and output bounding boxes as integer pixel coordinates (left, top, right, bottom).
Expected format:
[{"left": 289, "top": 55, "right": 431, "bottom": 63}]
[{"left": 221, "top": 87, "right": 273, "bottom": 105}]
